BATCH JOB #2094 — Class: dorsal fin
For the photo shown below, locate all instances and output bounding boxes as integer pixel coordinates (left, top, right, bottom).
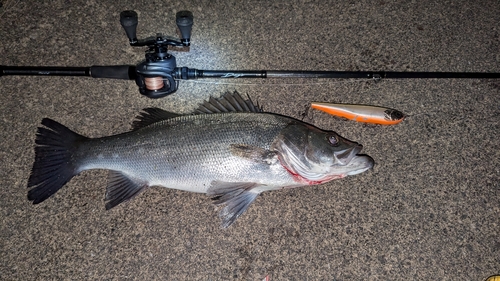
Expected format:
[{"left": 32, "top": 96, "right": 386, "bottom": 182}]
[
  {"left": 132, "top": 92, "right": 262, "bottom": 129},
  {"left": 193, "top": 91, "right": 263, "bottom": 114},
  {"left": 132, "top": 108, "right": 181, "bottom": 130}
]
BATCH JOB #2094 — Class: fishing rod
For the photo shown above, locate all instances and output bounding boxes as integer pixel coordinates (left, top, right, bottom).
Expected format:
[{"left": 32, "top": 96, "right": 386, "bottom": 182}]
[{"left": 1, "top": 10, "right": 499, "bottom": 99}]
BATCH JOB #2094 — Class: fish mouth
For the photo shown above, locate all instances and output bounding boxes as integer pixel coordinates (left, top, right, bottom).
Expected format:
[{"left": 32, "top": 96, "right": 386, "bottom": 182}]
[
  {"left": 331, "top": 143, "right": 374, "bottom": 177},
  {"left": 334, "top": 144, "right": 363, "bottom": 166},
  {"left": 344, "top": 154, "right": 375, "bottom": 175}
]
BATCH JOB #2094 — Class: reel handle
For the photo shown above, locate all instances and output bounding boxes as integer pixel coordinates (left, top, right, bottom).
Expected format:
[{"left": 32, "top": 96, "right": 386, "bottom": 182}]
[
  {"left": 120, "top": 10, "right": 138, "bottom": 43},
  {"left": 176, "top": 11, "right": 193, "bottom": 46}
]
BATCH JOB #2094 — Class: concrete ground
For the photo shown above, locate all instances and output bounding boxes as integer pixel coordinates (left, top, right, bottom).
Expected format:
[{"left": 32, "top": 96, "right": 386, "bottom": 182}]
[{"left": 0, "top": 0, "right": 498, "bottom": 280}]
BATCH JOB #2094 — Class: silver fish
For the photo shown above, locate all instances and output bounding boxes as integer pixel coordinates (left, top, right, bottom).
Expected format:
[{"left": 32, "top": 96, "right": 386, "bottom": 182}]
[{"left": 28, "top": 92, "right": 374, "bottom": 228}]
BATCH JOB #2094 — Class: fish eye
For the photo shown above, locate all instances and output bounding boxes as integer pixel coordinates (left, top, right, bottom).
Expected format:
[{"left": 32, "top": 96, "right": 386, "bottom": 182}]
[{"left": 328, "top": 135, "right": 339, "bottom": 146}]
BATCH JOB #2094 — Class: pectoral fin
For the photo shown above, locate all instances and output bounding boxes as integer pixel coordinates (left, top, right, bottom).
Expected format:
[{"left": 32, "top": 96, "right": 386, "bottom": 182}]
[
  {"left": 207, "top": 181, "right": 262, "bottom": 228},
  {"left": 229, "top": 144, "right": 278, "bottom": 165}
]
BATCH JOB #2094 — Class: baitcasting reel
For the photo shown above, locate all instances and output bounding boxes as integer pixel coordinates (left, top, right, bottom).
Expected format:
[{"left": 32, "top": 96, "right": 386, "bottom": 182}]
[{"left": 120, "top": 10, "right": 193, "bottom": 98}]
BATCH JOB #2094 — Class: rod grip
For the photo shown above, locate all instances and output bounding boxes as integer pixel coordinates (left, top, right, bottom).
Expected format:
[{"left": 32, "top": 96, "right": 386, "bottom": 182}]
[{"left": 90, "top": 65, "right": 136, "bottom": 79}]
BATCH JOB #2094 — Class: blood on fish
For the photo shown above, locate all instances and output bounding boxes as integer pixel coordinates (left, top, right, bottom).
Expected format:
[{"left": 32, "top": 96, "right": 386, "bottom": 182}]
[{"left": 279, "top": 159, "right": 344, "bottom": 185}]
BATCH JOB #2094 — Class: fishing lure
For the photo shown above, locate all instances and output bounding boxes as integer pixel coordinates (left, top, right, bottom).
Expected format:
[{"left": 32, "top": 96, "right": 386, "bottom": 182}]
[{"left": 311, "top": 102, "right": 405, "bottom": 125}]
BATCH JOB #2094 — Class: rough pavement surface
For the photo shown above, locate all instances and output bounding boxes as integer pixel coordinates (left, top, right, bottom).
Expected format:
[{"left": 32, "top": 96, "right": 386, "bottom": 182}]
[{"left": 0, "top": 1, "right": 499, "bottom": 280}]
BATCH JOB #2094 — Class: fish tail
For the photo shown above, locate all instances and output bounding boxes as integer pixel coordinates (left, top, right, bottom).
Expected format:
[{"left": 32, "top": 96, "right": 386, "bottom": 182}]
[{"left": 27, "top": 118, "right": 87, "bottom": 204}]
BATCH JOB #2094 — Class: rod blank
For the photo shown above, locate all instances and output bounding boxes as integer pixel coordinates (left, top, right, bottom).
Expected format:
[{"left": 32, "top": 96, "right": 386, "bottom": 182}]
[
  {"left": 2, "top": 65, "right": 499, "bottom": 80},
  {"left": 0, "top": 65, "right": 136, "bottom": 79},
  {"left": 198, "top": 70, "right": 500, "bottom": 79}
]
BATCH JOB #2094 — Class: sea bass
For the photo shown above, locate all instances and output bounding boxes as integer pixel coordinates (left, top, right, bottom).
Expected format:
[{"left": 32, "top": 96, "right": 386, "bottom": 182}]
[{"left": 28, "top": 92, "right": 374, "bottom": 228}]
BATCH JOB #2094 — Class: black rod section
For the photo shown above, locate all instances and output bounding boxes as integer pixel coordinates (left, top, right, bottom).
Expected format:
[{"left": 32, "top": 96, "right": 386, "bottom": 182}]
[
  {"left": 382, "top": 71, "right": 500, "bottom": 79},
  {"left": 0, "top": 65, "right": 136, "bottom": 79},
  {"left": 266, "top": 71, "right": 372, "bottom": 78},
  {"left": 267, "top": 71, "right": 500, "bottom": 79},
  {"left": 179, "top": 69, "right": 500, "bottom": 79},
  {"left": 1, "top": 66, "right": 91, "bottom": 76}
]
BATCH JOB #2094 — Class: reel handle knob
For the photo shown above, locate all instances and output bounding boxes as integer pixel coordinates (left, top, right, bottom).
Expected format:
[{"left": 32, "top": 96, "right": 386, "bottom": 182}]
[
  {"left": 176, "top": 11, "right": 193, "bottom": 46},
  {"left": 120, "top": 10, "right": 138, "bottom": 43}
]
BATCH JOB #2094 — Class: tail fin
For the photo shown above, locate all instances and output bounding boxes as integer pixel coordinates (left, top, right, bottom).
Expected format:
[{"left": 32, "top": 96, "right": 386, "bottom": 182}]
[{"left": 27, "top": 118, "right": 87, "bottom": 204}]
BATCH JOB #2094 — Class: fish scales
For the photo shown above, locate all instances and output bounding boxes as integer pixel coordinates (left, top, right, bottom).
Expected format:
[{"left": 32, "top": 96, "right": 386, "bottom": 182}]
[{"left": 76, "top": 112, "right": 295, "bottom": 194}]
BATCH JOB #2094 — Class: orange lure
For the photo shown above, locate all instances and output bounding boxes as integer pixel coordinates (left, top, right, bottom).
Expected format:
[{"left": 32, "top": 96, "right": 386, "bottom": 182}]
[{"left": 311, "top": 102, "right": 405, "bottom": 125}]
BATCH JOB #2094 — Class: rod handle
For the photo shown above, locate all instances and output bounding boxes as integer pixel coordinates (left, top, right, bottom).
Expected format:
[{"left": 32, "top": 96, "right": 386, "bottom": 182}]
[{"left": 90, "top": 65, "right": 136, "bottom": 79}]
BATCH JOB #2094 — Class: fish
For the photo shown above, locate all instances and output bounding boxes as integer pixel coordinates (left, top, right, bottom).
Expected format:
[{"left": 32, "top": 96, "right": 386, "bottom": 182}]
[
  {"left": 28, "top": 92, "right": 374, "bottom": 228},
  {"left": 311, "top": 102, "right": 405, "bottom": 125}
]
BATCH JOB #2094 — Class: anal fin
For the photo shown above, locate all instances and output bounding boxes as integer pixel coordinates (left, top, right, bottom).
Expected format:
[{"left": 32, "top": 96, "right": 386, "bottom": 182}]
[
  {"left": 105, "top": 171, "right": 149, "bottom": 210},
  {"left": 207, "top": 181, "right": 262, "bottom": 228}
]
